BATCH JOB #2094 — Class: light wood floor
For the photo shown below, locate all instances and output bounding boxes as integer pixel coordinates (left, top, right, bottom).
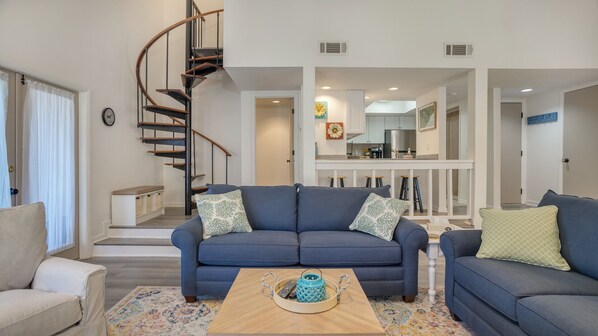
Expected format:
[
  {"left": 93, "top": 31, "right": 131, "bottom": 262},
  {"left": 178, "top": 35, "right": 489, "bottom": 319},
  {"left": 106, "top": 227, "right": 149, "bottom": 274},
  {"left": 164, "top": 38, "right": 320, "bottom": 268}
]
[{"left": 88, "top": 251, "right": 443, "bottom": 310}]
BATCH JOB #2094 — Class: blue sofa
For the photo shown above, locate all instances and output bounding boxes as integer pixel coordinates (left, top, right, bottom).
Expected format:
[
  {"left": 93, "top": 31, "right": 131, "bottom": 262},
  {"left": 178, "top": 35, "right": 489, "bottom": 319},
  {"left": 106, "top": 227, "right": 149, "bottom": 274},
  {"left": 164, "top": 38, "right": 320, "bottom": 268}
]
[
  {"left": 440, "top": 190, "right": 598, "bottom": 336},
  {"left": 172, "top": 184, "right": 428, "bottom": 302}
]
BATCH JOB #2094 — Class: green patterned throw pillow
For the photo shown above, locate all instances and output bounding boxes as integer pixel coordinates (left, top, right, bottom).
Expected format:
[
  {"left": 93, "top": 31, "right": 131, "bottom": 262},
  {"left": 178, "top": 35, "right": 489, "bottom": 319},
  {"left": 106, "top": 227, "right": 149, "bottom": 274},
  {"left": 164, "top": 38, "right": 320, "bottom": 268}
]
[
  {"left": 477, "top": 206, "right": 570, "bottom": 271},
  {"left": 194, "top": 190, "right": 252, "bottom": 239},
  {"left": 349, "top": 193, "right": 410, "bottom": 241}
]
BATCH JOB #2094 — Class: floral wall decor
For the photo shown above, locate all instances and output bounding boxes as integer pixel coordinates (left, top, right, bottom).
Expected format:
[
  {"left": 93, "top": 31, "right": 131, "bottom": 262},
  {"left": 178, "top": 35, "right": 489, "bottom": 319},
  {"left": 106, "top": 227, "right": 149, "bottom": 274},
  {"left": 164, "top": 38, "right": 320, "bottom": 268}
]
[
  {"left": 326, "top": 122, "right": 344, "bottom": 140},
  {"left": 315, "top": 101, "right": 328, "bottom": 119}
]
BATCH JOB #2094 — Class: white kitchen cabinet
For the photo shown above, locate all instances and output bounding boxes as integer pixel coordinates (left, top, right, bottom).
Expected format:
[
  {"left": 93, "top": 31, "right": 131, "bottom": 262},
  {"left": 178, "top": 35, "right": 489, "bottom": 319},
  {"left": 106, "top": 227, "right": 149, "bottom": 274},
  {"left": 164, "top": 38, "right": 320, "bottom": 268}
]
[
  {"left": 384, "top": 116, "right": 400, "bottom": 130},
  {"left": 399, "top": 115, "right": 416, "bottom": 130},
  {"left": 367, "top": 116, "right": 385, "bottom": 144},
  {"left": 345, "top": 90, "right": 366, "bottom": 134},
  {"left": 350, "top": 130, "right": 369, "bottom": 143}
]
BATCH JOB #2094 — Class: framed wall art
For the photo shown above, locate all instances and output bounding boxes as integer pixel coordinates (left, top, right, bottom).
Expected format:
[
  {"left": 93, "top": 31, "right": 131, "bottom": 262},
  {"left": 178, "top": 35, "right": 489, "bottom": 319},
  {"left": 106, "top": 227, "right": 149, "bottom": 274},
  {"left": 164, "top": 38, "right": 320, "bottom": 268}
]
[{"left": 418, "top": 102, "right": 437, "bottom": 131}]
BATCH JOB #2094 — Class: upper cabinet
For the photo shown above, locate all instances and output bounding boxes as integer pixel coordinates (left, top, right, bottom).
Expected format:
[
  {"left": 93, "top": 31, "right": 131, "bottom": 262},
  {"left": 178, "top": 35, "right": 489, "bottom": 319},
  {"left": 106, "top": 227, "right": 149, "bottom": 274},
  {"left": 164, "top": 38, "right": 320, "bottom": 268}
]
[
  {"left": 399, "top": 115, "right": 416, "bottom": 129},
  {"left": 367, "top": 116, "right": 385, "bottom": 143},
  {"left": 345, "top": 90, "right": 366, "bottom": 134}
]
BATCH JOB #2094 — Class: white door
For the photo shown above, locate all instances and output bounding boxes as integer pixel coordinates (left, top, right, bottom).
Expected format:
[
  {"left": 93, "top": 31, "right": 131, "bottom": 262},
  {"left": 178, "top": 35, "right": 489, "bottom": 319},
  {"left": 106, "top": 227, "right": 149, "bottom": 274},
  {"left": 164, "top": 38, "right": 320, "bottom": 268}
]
[
  {"left": 563, "top": 85, "right": 598, "bottom": 198},
  {"left": 501, "top": 103, "right": 522, "bottom": 204},
  {"left": 447, "top": 110, "right": 460, "bottom": 196},
  {"left": 255, "top": 98, "right": 294, "bottom": 186}
]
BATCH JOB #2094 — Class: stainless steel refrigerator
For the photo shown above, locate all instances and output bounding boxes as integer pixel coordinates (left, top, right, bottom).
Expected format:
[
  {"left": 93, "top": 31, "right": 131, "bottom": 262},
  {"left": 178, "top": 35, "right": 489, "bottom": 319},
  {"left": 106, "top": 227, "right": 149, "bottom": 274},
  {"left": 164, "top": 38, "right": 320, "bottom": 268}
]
[{"left": 383, "top": 129, "right": 416, "bottom": 158}]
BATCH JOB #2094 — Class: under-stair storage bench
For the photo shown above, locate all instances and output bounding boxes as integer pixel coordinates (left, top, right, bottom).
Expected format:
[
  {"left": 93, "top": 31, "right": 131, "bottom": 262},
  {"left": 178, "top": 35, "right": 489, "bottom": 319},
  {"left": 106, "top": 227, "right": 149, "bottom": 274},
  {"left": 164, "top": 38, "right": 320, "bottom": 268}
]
[{"left": 111, "top": 186, "right": 164, "bottom": 226}]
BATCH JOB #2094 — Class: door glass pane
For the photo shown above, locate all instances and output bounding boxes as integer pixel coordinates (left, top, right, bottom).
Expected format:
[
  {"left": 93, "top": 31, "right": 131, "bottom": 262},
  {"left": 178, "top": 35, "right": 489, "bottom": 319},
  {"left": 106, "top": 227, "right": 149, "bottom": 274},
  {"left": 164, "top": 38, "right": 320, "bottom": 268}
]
[{"left": 22, "top": 80, "right": 75, "bottom": 255}]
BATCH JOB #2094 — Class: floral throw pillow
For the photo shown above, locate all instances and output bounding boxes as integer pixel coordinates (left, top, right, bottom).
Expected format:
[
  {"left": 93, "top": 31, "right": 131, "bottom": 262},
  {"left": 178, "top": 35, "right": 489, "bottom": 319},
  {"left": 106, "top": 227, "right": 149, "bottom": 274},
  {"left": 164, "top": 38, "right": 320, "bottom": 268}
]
[
  {"left": 349, "top": 193, "right": 410, "bottom": 241},
  {"left": 194, "top": 190, "right": 252, "bottom": 239}
]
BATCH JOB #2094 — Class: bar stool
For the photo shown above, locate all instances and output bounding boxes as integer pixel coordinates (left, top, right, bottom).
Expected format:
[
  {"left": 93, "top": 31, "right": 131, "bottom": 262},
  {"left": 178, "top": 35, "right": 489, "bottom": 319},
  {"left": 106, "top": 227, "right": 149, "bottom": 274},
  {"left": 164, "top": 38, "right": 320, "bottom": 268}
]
[
  {"left": 399, "top": 176, "right": 424, "bottom": 213},
  {"left": 365, "top": 176, "right": 384, "bottom": 188},
  {"left": 328, "top": 176, "right": 346, "bottom": 187}
]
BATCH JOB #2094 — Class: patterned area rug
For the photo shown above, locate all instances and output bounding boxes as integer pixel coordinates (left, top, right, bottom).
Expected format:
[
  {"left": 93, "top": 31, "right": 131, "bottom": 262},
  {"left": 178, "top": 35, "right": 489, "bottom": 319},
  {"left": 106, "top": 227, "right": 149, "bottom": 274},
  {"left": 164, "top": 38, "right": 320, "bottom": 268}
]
[{"left": 106, "top": 286, "right": 472, "bottom": 336}]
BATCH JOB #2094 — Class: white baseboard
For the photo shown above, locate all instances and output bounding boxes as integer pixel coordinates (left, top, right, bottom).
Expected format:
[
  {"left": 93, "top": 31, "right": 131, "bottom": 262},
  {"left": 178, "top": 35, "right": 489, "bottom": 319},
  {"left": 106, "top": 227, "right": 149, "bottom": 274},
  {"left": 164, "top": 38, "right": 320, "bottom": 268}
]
[
  {"left": 108, "top": 227, "right": 174, "bottom": 239},
  {"left": 165, "top": 202, "right": 186, "bottom": 208},
  {"left": 526, "top": 200, "right": 539, "bottom": 206},
  {"left": 92, "top": 220, "right": 110, "bottom": 243}
]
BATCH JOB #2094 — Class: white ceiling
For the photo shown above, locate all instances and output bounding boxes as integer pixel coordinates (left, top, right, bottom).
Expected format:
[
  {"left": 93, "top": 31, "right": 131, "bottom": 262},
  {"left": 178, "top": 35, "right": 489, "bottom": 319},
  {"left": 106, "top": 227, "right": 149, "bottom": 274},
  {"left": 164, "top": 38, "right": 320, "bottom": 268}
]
[
  {"left": 255, "top": 97, "right": 294, "bottom": 107},
  {"left": 226, "top": 67, "right": 302, "bottom": 91},
  {"left": 316, "top": 67, "right": 471, "bottom": 101},
  {"left": 489, "top": 69, "right": 598, "bottom": 99}
]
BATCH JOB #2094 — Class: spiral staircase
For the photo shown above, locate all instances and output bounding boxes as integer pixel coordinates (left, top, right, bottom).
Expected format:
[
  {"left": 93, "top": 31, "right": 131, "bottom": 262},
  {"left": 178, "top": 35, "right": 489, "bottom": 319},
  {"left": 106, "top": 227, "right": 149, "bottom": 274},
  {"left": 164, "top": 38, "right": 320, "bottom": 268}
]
[{"left": 93, "top": 2, "right": 229, "bottom": 256}]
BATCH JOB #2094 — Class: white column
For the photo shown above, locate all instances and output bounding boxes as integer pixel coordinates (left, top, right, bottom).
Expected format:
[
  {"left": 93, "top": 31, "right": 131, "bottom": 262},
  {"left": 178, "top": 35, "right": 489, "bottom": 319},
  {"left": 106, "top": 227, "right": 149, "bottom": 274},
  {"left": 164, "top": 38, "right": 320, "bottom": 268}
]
[
  {"left": 492, "top": 88, "right": 502, "bottom": 209},
  {"left": 468, "top": 68, "right": 488, "bottom": 228},
  {"left": 437, "top": 87, "right": 448, "bottom": 213},
  {"left": 301, "top": 66, "right": 316, "bottom": 185}
]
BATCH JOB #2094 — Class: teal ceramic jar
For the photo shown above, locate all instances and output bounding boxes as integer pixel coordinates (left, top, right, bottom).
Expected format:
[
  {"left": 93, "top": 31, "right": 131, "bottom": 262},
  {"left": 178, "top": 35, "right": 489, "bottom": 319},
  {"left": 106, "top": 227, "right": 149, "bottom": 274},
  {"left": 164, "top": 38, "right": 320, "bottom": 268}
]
[{"left": 296, "top": 269, "right": 327, "bottom": 303}]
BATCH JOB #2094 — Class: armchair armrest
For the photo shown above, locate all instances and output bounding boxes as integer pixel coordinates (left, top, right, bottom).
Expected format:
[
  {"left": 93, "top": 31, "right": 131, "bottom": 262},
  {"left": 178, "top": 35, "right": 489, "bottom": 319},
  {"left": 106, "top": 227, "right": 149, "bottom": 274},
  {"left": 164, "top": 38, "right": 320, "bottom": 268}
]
[
  {"left": 32, "top": 257, "right": 107, "bottom": 335},
  {"left": 439, "top": 229, "right": 482, "bottom": 262},
  {"left": 394, "top": 217, "right": 429, "bottom": 297},
  {"left": 439, "top": 229, "right": 481, "bottom": 311},
  {"left": 171, "top": 216, "right": 203, "bottom": 299}
]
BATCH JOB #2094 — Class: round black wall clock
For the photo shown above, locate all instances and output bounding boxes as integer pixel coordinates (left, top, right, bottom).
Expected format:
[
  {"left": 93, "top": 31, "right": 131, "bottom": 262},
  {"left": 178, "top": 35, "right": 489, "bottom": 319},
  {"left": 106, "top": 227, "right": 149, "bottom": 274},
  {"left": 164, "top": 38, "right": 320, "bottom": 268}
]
[{"left": 102, "top": 108, "right": 116, "bottom": 126}]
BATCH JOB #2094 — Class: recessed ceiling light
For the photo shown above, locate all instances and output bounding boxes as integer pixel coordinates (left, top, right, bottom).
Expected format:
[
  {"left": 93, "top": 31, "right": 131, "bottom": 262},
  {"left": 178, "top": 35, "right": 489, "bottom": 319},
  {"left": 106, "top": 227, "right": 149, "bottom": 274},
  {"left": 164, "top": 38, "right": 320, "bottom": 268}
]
[
  {"left": 365, "top": 96, "right": 370, "bottom": 100},
  {"left": 521, "top": 88, "right": 533, "bottom": 93},
  {"left": 388, "top": 87, "right": 398, "bottom": 91},
  {"left": 272, "top": 100, "right": 280, "bottom": 104},
  {"left": 321, "top": 86, "right": 331, "bottom": 90},
  {"left": 379, "top": 100, "right": 390, "bottom": 103}
]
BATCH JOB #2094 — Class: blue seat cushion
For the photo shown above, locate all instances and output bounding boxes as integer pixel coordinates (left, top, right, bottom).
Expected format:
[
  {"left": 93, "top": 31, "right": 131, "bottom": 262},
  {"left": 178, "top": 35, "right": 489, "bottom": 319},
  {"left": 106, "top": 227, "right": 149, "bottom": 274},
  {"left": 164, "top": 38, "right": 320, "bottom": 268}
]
[
  {"left": 539, "top": 190, "right": 598, "bottom": 280},
  {"left": 297, "top": 184, "right": 391, "bottom": 232},
  {"left": 454, "top": 256, "right": 598, "bottom": 322},
  {"left": 517, "top": 295, "right": 598, "bottom": 336},
  {"left": 207, "top": 184, "right": 297, "bottom": 231},
  {"left": 299, "top": 231, "right": 401, "bottom": 267},
  {"left": 199, "top": 230, "right": 299, "bottom": 266}
]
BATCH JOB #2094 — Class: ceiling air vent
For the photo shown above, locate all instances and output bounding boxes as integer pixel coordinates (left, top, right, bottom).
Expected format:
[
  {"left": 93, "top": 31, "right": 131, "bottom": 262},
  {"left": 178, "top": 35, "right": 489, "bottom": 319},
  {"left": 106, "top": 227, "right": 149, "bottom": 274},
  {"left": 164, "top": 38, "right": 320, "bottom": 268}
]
[
  {"left": 444, "top": 43, "right": 473, "bottom": 57},
  {"left": 319, "top": 41, "right": 348, "bottom": 55}
]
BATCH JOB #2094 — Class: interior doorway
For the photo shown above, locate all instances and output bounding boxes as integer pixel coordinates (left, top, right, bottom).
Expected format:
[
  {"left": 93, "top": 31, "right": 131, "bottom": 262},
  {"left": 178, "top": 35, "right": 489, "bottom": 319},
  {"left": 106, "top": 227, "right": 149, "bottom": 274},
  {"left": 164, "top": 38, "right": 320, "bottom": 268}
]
[
  {"left": 446, "top": 108, "right": 459, "bottom": 196},
  {"left": 501, "top": 102, "right": 523, "bottom": 204},
  {"left": 255, "top": 98, "right": 294, "bottom": 186},
  {"left": 563, "top": 85, "right": 598, "bottom": 198}
]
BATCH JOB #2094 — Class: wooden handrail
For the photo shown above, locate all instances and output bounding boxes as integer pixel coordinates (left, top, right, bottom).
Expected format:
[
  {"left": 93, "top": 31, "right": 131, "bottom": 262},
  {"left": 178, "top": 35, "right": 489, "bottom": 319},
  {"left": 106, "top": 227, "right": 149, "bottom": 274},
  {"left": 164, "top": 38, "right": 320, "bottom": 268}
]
[{"left": 135, "top": 9, "right": 229, "bottom": 157}]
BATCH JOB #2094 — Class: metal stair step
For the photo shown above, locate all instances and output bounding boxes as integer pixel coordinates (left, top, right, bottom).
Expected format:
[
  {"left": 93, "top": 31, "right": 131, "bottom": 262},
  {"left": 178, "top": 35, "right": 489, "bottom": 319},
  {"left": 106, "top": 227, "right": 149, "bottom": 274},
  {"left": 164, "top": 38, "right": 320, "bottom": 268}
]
[
  {"left": 181, "top": 74, "right": 206, "bottom": 88},
  {"left": 141, "top": 137, "right": 185, "bottom": 146},
  {"left": 148, "top": 150, "right": 186, "bottom": 159},
  {"left": 156, "top": 88, "right": 192, "bottom": 105},
  {"left": 138, "top": 122, "right": 186, "bottom": 133},
  {"left": 192, "top": 47, "right": 223, "bottom": 58}
]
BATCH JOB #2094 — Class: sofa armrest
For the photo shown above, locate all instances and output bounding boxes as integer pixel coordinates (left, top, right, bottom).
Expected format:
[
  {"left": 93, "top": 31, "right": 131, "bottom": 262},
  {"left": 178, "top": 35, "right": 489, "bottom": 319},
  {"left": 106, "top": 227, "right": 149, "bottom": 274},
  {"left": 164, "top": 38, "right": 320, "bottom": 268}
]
[
  {"left": 394, "top": 217, "right": 429, "bottom": 297},
  {"left": 439, "top": 229, "right": 482, "bottom": 262},
  {"left": 32, "top": 257, "right": 107, "bottom": 335},
  {"left": 171, "top": 216, "right": 203, "bottom": 298},
  {"left": 439, "top": 229, "right": 481, "bottom": 312}
]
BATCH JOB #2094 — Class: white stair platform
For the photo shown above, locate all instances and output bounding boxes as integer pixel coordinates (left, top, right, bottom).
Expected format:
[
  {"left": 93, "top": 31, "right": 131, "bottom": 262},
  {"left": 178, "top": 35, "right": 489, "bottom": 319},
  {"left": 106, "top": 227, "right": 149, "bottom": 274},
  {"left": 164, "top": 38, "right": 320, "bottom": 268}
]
[{"left": 93, "top": 238, "right": 179, "bottom": 257}]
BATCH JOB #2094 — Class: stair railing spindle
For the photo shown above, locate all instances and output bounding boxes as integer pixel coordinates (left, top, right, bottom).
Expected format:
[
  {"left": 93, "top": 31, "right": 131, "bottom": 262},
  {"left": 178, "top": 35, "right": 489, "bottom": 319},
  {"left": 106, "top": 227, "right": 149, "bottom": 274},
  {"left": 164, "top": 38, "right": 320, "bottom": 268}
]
[
  {"left": 211, "top": 143, "right": 214, "bottom": 185},
  {"left": 225, "top": 156, "right": 228, "bottom": 184},
  {"left": 193, "top": 134, "right": 197, "bottom": 177},
  {"left": 165, "top": 32, "right": 169, "bottom": 90},
  {"left": 216, "top": 13, "right": 220, "bottom": 61}
]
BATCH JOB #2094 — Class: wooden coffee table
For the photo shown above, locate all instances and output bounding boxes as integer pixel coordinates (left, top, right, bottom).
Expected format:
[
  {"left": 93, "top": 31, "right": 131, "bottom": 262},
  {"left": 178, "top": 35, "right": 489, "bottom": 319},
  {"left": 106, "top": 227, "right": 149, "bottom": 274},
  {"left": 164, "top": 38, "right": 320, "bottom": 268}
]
[{"left": 207, "top": 268, "right": 385, "bottom": 336}]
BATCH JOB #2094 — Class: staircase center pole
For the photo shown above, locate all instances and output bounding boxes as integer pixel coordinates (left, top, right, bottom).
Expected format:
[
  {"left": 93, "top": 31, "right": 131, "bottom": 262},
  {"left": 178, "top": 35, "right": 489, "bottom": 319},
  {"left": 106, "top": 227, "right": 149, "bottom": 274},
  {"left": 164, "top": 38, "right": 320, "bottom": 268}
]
[{"left": 184, "top": 0, "right": 193, "bottom": 216}]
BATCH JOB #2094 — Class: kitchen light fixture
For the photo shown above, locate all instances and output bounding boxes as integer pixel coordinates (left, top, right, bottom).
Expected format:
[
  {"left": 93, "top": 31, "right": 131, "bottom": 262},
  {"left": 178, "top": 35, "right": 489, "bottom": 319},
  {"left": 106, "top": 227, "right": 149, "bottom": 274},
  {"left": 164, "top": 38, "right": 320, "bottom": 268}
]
[
  {"left": 388, "top": 87, "right": 398, "bottom": 91},
  {"left": 521, "top": 88, "right": 533, "bottom": 93},
  {"left": 365, "top": 96, "right": 370, "bottom": 99},
  {"left": 272, "top": 100, "right": 281, "bottom": 104},
  {"left": 379, "top": 100, "right": 390, "bottom": 103},
  {"left": 321, "top": 86, "right": 331, "bottom": 90}
]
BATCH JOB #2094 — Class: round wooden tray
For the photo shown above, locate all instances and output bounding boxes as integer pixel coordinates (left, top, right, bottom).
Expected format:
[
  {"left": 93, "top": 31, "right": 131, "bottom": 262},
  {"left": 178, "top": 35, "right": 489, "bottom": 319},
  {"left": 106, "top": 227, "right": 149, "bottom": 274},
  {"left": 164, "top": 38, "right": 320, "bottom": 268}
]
[{"left": 262, "top": 273, "right": 350, "bottom": 314}]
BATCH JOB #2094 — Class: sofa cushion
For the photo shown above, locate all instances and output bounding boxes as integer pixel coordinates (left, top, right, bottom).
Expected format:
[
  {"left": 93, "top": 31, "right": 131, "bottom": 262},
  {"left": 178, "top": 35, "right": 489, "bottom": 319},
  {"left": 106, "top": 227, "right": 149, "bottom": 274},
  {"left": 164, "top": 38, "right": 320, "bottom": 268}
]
[
  {"left": 199, "top": 230, "right": 299, "bottom": 266},
  {"left": 454, "top": 256, "right": 598, "bottom": 322},
  {"left": 539, "top": 190, "right": 598, "bottom": 280},
  {"left": 297, "top": 184, "right": 391, "bottom": 232},
  {"left": 0, "top": 203, "right": 47, "bottom": 291},
  {"left": 299, "top": 231, "right": 401, "bottom": 266},
  {"left": 517, "top": 295, "right": 598, "bottom": 336},
  {"left": 0, "top": 289, "right": 82, "bottom": 336},
  {"left": 207, "top": 185, "right": 297, "bottom": 231},
  {"left": 476, "top": 206, "right": 569, "bottom": 271},
  {"left": 350, "top": 193, "right": 410, "bottom": 241}
]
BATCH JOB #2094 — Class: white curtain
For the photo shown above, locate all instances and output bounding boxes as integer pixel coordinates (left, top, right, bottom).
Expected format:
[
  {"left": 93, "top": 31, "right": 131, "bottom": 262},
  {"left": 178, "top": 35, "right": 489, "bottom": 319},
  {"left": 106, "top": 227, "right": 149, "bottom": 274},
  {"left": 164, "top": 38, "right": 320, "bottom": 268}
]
[
  {"left": 22, "top": 80, "right": 75, "bottom": 255},
  {"left": 0, "top": 72, "right": 10, "bottom": 208}
]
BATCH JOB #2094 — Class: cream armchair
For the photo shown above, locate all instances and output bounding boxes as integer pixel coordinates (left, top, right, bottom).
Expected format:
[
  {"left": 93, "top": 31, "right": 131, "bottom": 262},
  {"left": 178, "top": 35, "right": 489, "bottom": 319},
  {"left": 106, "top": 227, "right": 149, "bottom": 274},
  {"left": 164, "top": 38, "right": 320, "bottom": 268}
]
[{"left": 0, "top": 203, "right": 107, "bottom": 336}]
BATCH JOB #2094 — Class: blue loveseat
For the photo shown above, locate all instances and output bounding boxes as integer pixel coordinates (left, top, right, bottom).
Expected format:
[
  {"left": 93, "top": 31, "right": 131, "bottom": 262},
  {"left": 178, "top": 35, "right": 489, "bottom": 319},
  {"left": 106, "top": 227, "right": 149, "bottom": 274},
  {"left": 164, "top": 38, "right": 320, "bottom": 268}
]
[
  {"left": 440, "top": 190, "right": 598, "bottom": 336},
  {"left": 172, "top": 184, "right": 428, "bottom": 302}
]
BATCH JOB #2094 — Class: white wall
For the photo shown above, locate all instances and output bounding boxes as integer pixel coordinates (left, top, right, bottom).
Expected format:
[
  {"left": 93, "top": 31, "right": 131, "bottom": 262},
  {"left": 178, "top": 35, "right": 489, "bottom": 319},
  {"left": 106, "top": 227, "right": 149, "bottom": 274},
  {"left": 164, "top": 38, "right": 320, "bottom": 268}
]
[
  {"left": 447, "top": 98, "right": 469, "bottom": 204},
  {"left": 224, "top": 0, "right": 598, "bottom": 69},
  {"left": 0, "top": 0, "right": 170, "bottom": 242},
  {"left": 416, "top": 88, "right": 446, "bottom": 157},
  {"left": 315, "top": 90, "right": 347, "bottom": 155},
  {"left": 525, "top": 90, "right": 562, "bottom": 205}
]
